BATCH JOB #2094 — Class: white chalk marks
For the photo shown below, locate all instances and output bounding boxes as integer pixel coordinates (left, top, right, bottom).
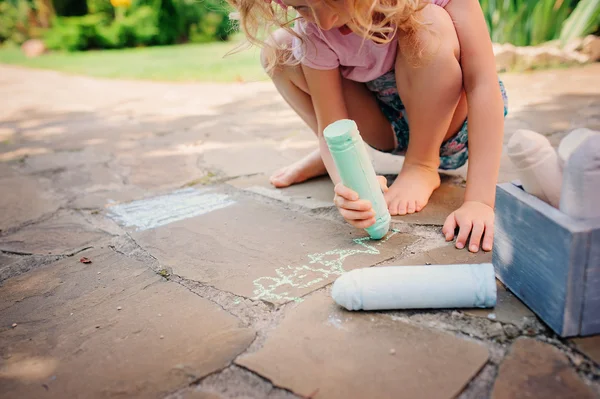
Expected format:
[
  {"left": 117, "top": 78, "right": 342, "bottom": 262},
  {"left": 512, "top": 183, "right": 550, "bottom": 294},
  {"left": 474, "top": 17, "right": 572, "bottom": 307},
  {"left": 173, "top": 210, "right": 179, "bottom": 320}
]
[
  {"left": 108, "top": 188, "right": 235, "bottom": 231},
  {"left": 252, "top": 230, "right": 400, "bottom": 303}
]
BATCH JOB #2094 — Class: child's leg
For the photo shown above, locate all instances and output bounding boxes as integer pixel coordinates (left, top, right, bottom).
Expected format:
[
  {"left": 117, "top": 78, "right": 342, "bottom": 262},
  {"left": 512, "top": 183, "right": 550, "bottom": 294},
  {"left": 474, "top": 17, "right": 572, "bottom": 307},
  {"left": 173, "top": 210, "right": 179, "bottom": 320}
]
[
  {"left": 263, "top": 29, "right": 396, "bottom": 188},
  {"left": 386, "top": 4, "right": 466, "bottom": 215}
]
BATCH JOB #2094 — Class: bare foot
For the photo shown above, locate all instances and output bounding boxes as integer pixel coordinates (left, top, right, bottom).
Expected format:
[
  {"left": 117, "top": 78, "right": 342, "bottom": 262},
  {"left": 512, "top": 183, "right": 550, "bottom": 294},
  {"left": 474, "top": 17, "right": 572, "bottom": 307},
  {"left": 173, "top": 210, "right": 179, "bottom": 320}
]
[
  {"left": 270, "top": 148, "right": 327, "bottom": 188},
  {"left": 384, "top": 163, "right": 441, "bottom": 215}
]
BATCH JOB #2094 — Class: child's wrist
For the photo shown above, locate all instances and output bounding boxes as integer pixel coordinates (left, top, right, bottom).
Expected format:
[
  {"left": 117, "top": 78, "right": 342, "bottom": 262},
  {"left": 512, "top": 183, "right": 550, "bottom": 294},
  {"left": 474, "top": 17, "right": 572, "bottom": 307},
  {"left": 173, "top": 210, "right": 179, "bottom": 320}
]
[
  {"left": 464, "top": 184, "right": 496, "bottom": 208},
  {"left": 464, "top": 190, "right": 495, "bottom": 208}
]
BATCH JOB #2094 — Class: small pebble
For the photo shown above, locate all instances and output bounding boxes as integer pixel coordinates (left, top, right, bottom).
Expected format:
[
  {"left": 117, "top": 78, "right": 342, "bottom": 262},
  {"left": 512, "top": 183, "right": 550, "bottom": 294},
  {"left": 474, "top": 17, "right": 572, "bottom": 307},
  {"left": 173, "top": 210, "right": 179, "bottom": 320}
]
[
  {"left": 70, "top": 313, "right": 73, "bottom": 316},
  {"left": 571, "top": 355, "right": 584, "bottom": 367},
  {"left": 97, "top": 272, "right": 101, "bottom": 275},
  {"left": 389, "top": 349, "right": 396, "bottom": 355},
  {"left": 487, "top": 313, "right": 497, "bottom": 320},
  {"left": 11, "top": 323, "right": 17, "bottom": 328},
  {"left": 117, "top": 306, "right": 122, "bottom": 311},
  {"left": 96, "top": 325, "right": 101, "bottom": 329},
  {"left": 160, "top": 335, "right": 164, "bottom": 339},
  {"left": 503, "top": 324, "right": 520, "bottom": 339},
  {"left": 425, "top": 262, "right": 431, "bottom": 265},
  {"left": 158, "top": 314, "right": 162, "bottom": 317}
]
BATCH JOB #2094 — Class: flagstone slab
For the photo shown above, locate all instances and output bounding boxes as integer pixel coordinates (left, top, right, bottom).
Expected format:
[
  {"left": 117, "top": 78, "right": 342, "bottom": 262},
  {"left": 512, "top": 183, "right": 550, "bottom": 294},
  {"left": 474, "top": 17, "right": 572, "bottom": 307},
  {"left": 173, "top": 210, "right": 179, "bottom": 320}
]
[
  {"left": 0, "top": 211, "right": 110, "bottom": 255},
  {"left": 227, "top": 175, "right": 335, "bottom": 210},
  {"left": 492, "top": 338, "right": 596, "bottom": 399},
  {"left": 21, "top": 147, "right": 112, "bottom": 174},
  {"left": 200, "top": 140, "right": 309, "bottom": 179},
  {"left": 0, "top": 248, "right": 255, "bottom": 399},
  {"left": 0, "top": 176, "right": 63, "bottom": 231},
  {"left": 237, "top": 290, "right": 489, "bottom": 399},
  {"left": 572, "top": 336, "right": 600, "bottom": 366},
  {"left": 131, "top": 197, "right": 417, "bottom": 304}
]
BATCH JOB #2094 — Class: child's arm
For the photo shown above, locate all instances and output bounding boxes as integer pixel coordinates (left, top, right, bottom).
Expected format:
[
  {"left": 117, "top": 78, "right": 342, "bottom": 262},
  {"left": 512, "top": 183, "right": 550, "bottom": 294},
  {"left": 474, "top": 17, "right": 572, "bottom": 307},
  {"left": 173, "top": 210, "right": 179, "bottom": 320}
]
[
  {"left": 301, "top": 65, "right": 349, "bottom": 185},
  {"left": 443, "top": 0, "right": 505, "bottom": 252},
  {"left": 302, "top": 65, "right": 381, "bottom": 226}
]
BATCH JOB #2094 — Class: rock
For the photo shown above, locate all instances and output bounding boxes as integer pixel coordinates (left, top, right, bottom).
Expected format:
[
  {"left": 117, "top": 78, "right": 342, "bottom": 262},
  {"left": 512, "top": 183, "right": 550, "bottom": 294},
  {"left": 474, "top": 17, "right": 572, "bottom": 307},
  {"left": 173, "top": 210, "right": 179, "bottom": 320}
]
[
  {"left": 561, "top": 38, "right": 585, "bottom": 53},
  {"left": 564, "top": 50, "right": 591, "bottom": 64},
  {"left": 21, "top": 39, "right": 46, "bottom": 58},
  {"left": 516, "top": 45, "right": 589, "bottom": 70},
  {"left": 503, "top": 324, "right": 520, "bottom": 339},
  {"left": 486, "top": 322, "right": 505, "bottom": 339},
  {"left": 494, "top": 43, "right": 517, "bottom": 72},
  {"left": 582, "top": 35, "right": 600, "bottom": 62}
]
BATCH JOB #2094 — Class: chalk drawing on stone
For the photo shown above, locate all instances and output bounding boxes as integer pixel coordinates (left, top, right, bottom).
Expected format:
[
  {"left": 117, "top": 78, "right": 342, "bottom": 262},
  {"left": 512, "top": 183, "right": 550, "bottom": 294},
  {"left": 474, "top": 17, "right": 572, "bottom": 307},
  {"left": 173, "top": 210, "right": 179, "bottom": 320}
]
[
  {"left": 107, "top": 188, "right": 235, "bottom": 231},
  {"left": 252, "top": 229, "right": 400, "bottom": 303}
]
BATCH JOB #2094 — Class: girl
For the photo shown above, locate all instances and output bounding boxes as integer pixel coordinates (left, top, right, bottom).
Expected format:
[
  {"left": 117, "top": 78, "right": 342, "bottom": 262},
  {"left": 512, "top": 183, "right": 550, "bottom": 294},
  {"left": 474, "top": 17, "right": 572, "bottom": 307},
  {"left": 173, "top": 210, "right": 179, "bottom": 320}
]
[{"left": 228, "top": 0, "right": 508, "bottom": 252}]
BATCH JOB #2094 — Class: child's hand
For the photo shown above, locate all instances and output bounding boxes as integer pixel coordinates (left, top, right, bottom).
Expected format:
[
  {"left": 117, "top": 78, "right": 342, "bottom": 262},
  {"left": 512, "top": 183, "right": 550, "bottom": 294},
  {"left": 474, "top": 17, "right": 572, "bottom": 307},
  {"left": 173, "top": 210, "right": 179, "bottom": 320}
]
[
  {"left": 334, "top": 176, "right": 388, "bottom": 229},
  {"left": 442, "top": 201, "right": 495, "bottom": 253}
]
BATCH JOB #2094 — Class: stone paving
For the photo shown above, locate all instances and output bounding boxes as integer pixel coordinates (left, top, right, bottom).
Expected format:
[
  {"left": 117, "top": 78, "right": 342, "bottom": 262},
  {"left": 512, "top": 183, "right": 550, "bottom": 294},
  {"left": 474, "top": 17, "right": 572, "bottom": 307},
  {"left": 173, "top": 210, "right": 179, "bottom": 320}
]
[{"left": 0, "top": 64, "right": 599, "bottom": 398}]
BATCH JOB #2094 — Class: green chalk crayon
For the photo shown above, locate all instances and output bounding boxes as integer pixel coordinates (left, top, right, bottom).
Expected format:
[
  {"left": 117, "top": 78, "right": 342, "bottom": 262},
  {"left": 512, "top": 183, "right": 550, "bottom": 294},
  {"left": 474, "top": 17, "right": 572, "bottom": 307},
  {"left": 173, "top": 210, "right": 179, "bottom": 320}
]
[{"left": 323, "top": 119, "right": 391, "bottom": 240}]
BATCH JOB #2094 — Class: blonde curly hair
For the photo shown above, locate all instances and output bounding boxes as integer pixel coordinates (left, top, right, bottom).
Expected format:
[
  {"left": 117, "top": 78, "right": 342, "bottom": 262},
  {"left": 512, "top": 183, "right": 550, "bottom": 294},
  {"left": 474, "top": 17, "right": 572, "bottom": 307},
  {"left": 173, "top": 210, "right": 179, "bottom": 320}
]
[{"left": 227, "top": 0, "right": 428, "bottom": 73}]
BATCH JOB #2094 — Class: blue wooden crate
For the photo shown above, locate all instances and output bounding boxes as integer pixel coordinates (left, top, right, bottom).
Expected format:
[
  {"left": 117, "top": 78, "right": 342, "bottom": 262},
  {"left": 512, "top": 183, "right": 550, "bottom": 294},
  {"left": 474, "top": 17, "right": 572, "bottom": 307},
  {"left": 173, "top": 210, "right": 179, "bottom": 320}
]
[{"left": 493, "top": 182, "right": 600, "bottom": 337}]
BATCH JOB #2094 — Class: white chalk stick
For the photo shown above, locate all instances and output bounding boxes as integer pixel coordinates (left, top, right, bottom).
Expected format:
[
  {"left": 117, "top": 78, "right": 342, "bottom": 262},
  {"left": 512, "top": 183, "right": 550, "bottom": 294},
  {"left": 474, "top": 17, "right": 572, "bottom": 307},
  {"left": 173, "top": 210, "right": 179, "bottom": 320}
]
[
  {"left": 331, "top": 264, "right": 497, "bottom": 311},
  {"left": 507, "top": 129, "right": 562, "bottom": 208},
  {"left": 558, "top": 128, "right": 598, "bottom": 169},
  {"left": 560, "top": 134, "right": 600, "bottom": 219}
]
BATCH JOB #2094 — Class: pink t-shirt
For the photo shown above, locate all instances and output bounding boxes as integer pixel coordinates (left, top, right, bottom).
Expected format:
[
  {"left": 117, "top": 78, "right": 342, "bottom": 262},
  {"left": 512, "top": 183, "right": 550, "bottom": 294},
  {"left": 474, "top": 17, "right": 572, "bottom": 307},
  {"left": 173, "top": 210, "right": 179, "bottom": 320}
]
[{"left": 292, "top": 0, "right": 450, "bottom": 82}]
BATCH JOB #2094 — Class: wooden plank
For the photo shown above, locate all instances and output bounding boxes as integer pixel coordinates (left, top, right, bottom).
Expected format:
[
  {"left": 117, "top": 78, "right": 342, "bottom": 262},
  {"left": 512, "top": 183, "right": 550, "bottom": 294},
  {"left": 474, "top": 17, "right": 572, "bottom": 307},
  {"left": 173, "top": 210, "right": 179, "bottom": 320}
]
[
  {"left": 493, "top": 183, "right": 590, "bottom": 337},
  {"left": 582, "top": 227, "right": 600, "bottom": 336}
]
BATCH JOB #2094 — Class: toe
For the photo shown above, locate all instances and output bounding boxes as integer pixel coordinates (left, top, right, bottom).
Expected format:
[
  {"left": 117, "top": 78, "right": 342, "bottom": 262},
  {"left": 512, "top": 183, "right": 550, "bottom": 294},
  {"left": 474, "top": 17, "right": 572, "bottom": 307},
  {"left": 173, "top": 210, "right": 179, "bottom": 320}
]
[
  {"left": 388, "top": 202, "right": 398, "bottom": 216},
  {"left": 271, "top": 175, "right": 291, "bottom": 188},
  {"left": 415, "top": 199, "right": 427, "bottom": 213},
  {"left": 396, "top": 200, "right": 409, "bottom": 215},
  {"left": 387, "top": 196, "right": 401, "bottom": 216},
  {"left": 406, "top": 200, "right": 416, "bottom": 214}
]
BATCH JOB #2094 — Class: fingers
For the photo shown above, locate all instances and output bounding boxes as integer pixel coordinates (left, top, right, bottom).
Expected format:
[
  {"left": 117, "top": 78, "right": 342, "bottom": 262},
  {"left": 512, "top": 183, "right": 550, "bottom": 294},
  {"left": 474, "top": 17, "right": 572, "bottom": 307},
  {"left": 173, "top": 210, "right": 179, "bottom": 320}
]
[
  {"left": 468, "top": 221, "right": 485, "bottom": 252},
  {"left": 334, "top": 195, "right": 372, "bottom": 212},
  {"left": 349, "top": 217, "right": 377, "bottom": 229},
  {"left": 334, "top": 184, "right": 372, "bottom": 211},
  {"left": 339, "top": 208, "right": 375, "bottom": 222},
  {"left": 442, "top": 213, "right": 457, "bottom": 241},
  {"left": 455, "top": 218, "right": 472, "bottom": 250},
  {"left": 334, "top": 183, "right": 358, "bottom": 201},
  {"left": 482, "top": 220, "right": 494, "bottom": 252},
  {"left": 334, "top": 183, "right": 374, "bottom": 228}
]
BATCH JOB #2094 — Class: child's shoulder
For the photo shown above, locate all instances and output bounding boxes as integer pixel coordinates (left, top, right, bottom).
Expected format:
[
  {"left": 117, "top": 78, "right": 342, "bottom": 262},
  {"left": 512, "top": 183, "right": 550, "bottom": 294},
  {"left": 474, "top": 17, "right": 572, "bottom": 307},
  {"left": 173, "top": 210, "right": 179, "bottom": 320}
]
[
  {"left": 293, "top": 18, "right": 326, "bottom": 39},
  {"left": 431, "top": 0, "right": 451, "bottom": 7}
]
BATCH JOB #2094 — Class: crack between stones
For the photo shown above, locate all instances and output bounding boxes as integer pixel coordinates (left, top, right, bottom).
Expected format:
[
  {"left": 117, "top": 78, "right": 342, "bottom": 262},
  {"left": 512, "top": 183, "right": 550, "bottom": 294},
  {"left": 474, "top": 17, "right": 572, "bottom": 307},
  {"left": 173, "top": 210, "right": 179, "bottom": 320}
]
[
  {"left": 457, "top": 362, "right": 499, "bottom": 399},
  {"left": 108, "top": 234, "right": 270, "bottom": 326},
  {"left": 0, "top": 205, "right": 64, "bottom": 237},
  {"left": 1, "top": 245, "right": 93, "bottom": 258},
  {"left": 228, "top": 364, "right": 302, "bottom": 398}
]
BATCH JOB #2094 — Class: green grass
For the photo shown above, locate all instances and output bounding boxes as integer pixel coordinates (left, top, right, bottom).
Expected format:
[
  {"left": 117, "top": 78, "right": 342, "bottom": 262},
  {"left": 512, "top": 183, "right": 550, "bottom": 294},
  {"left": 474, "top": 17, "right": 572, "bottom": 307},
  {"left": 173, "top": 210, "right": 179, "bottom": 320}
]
[{"left": 0, "top": 37, "right": 267, "bottom": 83}]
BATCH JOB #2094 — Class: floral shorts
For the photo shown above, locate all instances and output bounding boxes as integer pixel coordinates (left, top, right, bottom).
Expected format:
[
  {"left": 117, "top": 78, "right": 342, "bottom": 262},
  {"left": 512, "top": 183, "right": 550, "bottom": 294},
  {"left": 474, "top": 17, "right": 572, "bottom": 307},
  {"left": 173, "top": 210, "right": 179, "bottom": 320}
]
[{"left": 365, "top": 70, "right": 509, "bottom": 170}]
